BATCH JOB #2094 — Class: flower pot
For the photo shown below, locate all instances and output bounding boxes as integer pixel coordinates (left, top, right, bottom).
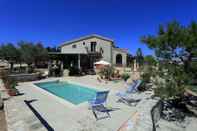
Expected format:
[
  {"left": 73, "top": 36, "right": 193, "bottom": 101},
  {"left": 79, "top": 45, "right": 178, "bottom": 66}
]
[
  {"left": 8, "top": 89, "right": 17, "bottom": 96},
  {"left": 0, "top": 93, "right": 3, "bottom": 110}
]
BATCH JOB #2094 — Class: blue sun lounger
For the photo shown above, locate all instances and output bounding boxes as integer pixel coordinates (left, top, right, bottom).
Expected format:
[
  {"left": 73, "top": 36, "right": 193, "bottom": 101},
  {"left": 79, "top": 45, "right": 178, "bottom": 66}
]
[
  {"left": 117, "top": 80, "right": 142, "bottom": 96},
  {"left": 89, "top": 91, "right": 111, "bottom": 120},
  {"left": 116, "top": 80, "right": 142, "bottom": 106}
]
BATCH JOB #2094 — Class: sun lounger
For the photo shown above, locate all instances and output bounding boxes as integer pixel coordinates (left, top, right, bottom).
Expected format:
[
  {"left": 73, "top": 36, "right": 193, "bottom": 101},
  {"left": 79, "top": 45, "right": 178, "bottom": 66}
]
[
  {"left": 116, "top": 80, "right": 142, "bottom": 106},
  {"left": 89, "top": 91, "right": 111, "bottom": 120},
  {"left": 41, "top": 71, "right": 49, "bottom": 78},
  {"left": 117, "top": 80, "right": 142, "bottom": 96},
  {"left": 118, "top": 96, "right": 141, "bottom": 106}
]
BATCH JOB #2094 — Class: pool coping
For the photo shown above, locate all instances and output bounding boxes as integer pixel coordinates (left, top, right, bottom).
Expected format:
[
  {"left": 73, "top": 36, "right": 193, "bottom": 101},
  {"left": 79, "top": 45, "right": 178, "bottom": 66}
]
[{"left": 31, "top": 79, "right": 108, "bottom": 108}]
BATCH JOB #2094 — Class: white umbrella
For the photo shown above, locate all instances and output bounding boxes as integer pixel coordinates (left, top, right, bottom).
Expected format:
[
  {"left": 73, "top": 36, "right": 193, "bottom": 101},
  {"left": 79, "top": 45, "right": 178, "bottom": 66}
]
[
  {"left": 94, "top": 60, "right": 111, "bottom": 65},
  {"left": 0, "top": 60, "right": 9, "bottom": 67}
]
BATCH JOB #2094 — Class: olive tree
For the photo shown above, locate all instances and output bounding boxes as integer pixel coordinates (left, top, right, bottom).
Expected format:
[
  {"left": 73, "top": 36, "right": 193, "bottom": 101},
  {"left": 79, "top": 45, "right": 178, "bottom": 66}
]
[
  {"left": 0, "top": 43, "right": 20, "bottom": 71},
  {"left": 141, "top": 21, "right": 197, "bottom": 99}
]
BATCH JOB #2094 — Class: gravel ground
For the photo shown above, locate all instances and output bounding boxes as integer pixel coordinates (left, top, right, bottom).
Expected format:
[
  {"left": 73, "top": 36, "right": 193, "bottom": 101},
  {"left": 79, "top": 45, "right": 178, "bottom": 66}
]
[
  {"left": 156, "top": 115, "right": 197, "bottom": 131},
  {"left": 0, "top": 110, "right": 7, "bottom": 131}
]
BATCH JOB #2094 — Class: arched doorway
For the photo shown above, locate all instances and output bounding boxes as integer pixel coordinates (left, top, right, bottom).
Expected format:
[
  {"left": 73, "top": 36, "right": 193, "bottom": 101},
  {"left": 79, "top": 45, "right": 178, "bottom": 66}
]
[{"left": 116, "top": 54, "right": 122, "bottom": 65}]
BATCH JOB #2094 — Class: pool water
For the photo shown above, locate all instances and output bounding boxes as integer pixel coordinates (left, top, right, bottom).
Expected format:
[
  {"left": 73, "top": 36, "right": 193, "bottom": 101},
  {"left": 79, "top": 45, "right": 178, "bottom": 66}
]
[{"left": 35, "top": 81, "right": 97, "bottom": 105}]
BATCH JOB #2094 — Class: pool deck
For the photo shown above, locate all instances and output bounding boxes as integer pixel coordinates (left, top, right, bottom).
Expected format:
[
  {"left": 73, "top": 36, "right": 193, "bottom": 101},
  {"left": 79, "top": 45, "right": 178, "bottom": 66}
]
[{"left": 4, "top": 75, "right": 153, "bottom": 131}]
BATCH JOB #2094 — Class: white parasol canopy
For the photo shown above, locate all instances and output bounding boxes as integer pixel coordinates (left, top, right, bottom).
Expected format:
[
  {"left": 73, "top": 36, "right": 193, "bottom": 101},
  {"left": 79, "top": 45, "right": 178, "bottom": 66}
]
[
  {"left": 0, "top": 60, "right": 9, "bottom": 67},
  {"left": 94, "top": 60, "right": 111, "bottom": 65}
]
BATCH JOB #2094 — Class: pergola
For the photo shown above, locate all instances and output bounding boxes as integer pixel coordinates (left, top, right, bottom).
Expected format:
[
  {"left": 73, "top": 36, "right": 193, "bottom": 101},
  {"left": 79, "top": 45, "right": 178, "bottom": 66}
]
[{"left": 48, "top": 52, "right": 101, "bottom": 71}]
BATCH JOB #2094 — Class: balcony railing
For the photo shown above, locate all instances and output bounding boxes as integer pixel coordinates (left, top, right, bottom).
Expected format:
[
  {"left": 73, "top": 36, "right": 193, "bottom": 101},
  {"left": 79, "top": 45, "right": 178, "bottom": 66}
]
[{"left": 85, "top": 47, "right": 102, "bottom": 58}]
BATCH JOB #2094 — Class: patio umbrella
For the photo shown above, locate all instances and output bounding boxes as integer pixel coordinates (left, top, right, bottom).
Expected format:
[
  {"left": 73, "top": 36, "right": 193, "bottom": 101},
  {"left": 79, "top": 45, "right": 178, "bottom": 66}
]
[
  {"left": 0, "top": 60, "right": 9, "bottom": 68},
  {"left": 94, "top": 60, "right": 111, "bottom": 65}
]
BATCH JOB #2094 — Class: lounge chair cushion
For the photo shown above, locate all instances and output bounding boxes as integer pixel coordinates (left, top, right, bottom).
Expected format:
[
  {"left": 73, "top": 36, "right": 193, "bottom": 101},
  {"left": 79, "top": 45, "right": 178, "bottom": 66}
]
[{"left": 89, "top": 91, "right": 109, "bottom": 106}]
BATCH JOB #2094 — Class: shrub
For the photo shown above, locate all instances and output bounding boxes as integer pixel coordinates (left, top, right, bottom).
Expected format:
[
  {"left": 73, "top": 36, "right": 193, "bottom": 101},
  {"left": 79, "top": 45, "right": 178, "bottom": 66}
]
[
  {"left": 121, "top": 73, "right": 130, "bottom": 81},
  {"left": 99, "top": 66, "right": 115, "bottom": 80},
  {"left": 9, "top": 79, "right": 17, "bottom": 89},
  {"left": 0, "top": 70, "right": 18, "bottom": 96},
  {"left": 141, "top": 72, "right": 151, "bottom": 83},
  {"left": 6, "top": 79, "right": 18, "bottom": 96},
  {"left": 154, "top": 76, "right": 185, "bottom": 100},
  {"left": 69, "top": 67, "right": 81, "bottom": 76},
  {"left": 139, "top": 65, "right": 155, "bottom": 91},
  {"left": 151, "top": 64, "right": 187, "bottom": 100},
  {"left": 141, "top": 21, "right": 197, "bottom": 100}
]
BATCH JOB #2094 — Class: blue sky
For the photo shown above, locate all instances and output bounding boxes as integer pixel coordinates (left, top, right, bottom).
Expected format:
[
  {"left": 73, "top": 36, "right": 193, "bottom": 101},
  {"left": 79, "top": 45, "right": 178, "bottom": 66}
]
[{"left": 0, "top": 0, "right": 197, "bottom": 55}]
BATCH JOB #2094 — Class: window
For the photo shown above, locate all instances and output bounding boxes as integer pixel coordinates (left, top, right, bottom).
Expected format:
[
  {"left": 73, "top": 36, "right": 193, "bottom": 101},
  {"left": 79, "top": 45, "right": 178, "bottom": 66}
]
[
  {"left": 100, "top": 48, "right": 104, "bottom": 54},
  {"left": 83, "top": 42, "right": 85, "bottom": 45},
  {"left": 116, "top": 54, "right": 122, "bottom": 65},
  {"left": 72, "top": 44, "right": 77, "bottom": 48},
  {"left": 90, "top": 42, "right": 97, "bottom": 52}
]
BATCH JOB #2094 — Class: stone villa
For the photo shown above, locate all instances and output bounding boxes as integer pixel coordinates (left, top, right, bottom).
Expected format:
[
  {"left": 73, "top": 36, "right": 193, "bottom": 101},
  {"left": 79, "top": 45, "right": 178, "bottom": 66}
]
[{"left": 50, "top": 34, "right": 129, "bottom": 71}]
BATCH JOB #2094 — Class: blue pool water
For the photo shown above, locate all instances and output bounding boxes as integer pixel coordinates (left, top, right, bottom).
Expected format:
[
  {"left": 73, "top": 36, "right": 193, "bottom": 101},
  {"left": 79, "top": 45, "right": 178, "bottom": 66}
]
[{"left": 35, "top": 81, "right": 97, "bottom": 105}]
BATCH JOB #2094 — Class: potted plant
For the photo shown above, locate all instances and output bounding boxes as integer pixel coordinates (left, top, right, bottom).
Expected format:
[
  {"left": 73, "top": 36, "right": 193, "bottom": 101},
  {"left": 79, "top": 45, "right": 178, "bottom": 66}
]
[
  {"left": 7, "top": 79, "right": 18, "bottom": 96},
  {"left": 0, "top": 92, "right": 3, "bottom": 109},
  {"left": 122, "top": 73, "right": 130, "bottom": 82}
]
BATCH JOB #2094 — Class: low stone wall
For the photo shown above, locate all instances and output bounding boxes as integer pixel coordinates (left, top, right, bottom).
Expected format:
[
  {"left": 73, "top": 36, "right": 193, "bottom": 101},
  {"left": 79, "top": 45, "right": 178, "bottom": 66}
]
[
  {"left": 0, "top": 79, "right": 9, "bottom": 101},
  {"left": 8, "top": 73, "right": 39, "bottom": 82}
]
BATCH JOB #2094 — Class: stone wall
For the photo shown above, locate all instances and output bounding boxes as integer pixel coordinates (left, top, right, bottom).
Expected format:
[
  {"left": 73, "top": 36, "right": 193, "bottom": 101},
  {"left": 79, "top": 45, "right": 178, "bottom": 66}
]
[
  {"left": 61, "top": 37, "right": 113, "bottom": 63},
  {"left": 0, "top": 79, "right": 9, "bottom": 100},
  {"left": 8, "top": 73, "right": 39, "bottom": 82}
]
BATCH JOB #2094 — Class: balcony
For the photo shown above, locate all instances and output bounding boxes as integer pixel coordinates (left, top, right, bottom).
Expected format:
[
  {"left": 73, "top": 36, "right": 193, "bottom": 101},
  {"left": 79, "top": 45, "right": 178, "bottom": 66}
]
[{"left": 85, "top": 47, "right": 102, "bottom": 58}]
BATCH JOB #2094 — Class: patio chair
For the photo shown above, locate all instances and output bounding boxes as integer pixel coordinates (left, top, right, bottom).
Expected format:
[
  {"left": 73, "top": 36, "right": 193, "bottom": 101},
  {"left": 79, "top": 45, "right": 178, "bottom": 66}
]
[
  {"left": 89, "top": 91, "right": 111, "bottom": 120},
  {"left": 116, "top": 80, "right": 141, "bottom": 96},
  {"left": 40, "top": 71, "right": 49, "bottom": 79},
  {"left": 116, "top": 80, "right": 142, "bottom": 106},
  {"left": 117, "top": 96, "right": 141, "bottom": 106}
]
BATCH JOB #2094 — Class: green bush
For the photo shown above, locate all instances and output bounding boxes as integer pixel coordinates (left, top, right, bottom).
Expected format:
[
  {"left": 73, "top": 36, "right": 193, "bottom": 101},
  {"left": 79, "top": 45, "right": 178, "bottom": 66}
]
[
  {"left": 69, "top": 67, "right": 81, "bottom": 76},
  {"left": 139, "top": 65, "right": 155, "bottom": 91},
  {"left": 121, "top": 73, "right": 130, "bottom": 81},
  {"left": 154, "top": 77, "right": 185, "bottom": 100},
  {"left": 99, "top": 66, "right": 115, "bottom": 80},
  {"left": 141, "top": 21, "right": 197, "bottom": 100},
  {"left": 152, "top": 64, "right": 187, "bottom": 100},
  {"left": 9, "top": 79, "right": 17, "bottom": 89},
  {"left": 0, "top": 71, "right": 18, "bottom": 96},
  {"left": 141, "top": 72, "right": 151, "bottom": 83}
]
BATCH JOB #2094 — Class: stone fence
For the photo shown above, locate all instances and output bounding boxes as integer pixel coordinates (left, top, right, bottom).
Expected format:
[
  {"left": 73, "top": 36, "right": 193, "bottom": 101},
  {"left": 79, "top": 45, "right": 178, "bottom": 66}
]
[{"left": 8, "top": 73, "right": 40, "bottom": 82}]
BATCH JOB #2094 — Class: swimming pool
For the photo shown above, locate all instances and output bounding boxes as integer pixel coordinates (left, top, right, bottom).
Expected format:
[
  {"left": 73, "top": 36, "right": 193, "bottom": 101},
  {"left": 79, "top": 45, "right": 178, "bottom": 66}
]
[{"left": 35, "top": 81, "right": 98, "bottom": 105}]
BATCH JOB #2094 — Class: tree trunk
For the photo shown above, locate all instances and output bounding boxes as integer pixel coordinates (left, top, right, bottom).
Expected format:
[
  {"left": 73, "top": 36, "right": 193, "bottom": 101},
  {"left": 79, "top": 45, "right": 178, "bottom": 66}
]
[
  {"left": 10, "top": 62, "right": 14, "bottom": 73},
  {"left": 184, "top": 54, "right": 192, "bottom": 73}
]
